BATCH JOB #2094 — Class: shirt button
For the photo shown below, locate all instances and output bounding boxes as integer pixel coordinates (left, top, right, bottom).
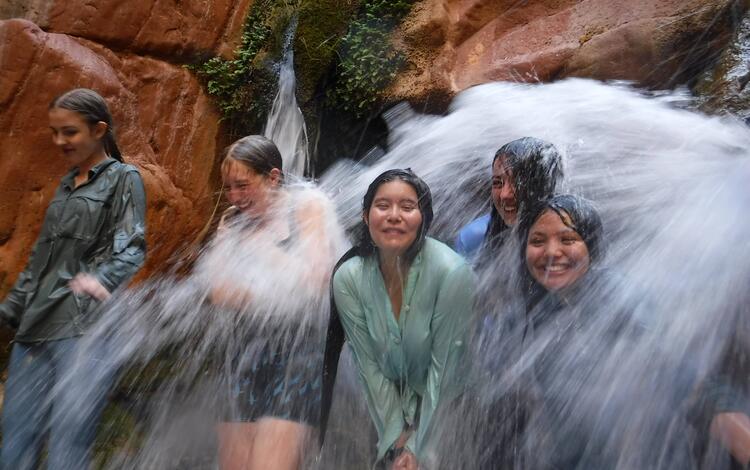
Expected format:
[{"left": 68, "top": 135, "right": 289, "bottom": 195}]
[{"left": 405, "top": 305, "right": 410, "bottom": 312}]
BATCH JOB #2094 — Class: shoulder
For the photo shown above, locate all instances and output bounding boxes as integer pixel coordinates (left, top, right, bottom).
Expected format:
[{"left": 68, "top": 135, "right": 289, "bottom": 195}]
[
  {"left": 334, "top": 256, "right": 365, "bottom": 285},
  {"left": 422, "top": 238, "right": 470, "bottom": 272},
  {"left": 289, "top": 184, "right": 332, "bottom": 216},
  {"left": 107, "top": 161, "right": 145, "bottom": 189},
  {"left": 456, "top": 214, "right": 490, "bottom": 256},
  {"left": 459, "top": 214, "right": 490, "bottom": 238},
  {"left": 108, "top": 160, "right": 141, "bottom": 176}
]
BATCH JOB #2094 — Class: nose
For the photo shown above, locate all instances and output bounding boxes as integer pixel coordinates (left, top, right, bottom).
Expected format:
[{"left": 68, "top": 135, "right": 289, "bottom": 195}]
[
  {"left": 386, "top": 206, "right": 402, "bottom": 221},
  {"left": 544, "top": 239, "right": 563, "bottom": 259},
  {"left": 52, "top": 132, "right": 65, "bottom": 147},
  {"left": 226, "top": 188, "right": 242, "bottom": 204},
  {"left": 500, "top": 184, "right": 514, "bottom": 202}
]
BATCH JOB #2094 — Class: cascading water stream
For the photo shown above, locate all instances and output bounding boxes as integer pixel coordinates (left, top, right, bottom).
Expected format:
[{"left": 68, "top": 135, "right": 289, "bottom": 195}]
[
  {"left": 264, "top": 16, "right": 310, "bottom": 179},
  {"left": 49, "top": 77, "right": 750, "bottom": 469}
]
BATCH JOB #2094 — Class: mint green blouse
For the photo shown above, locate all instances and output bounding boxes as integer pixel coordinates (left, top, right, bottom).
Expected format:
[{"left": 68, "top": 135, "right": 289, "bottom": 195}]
[{"left": 332, "top": 238, "right": 475, "bottom": 462}]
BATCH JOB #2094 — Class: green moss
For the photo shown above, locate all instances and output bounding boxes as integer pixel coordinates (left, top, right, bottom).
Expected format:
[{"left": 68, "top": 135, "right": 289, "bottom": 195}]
[{"left": 294, "top": 0, "right": 361, "bottom": 106}]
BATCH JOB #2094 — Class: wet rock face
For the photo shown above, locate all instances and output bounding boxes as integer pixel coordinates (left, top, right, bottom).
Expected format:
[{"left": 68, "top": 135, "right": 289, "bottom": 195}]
[
  {"left": 694, "top": 8, "right": 750, "bottom": 120},
  {"left": 391, "top": 0, "right": 743, "bottom": 103},
  {"left": 0, "top": 18, "right": 225, "bottom": 293}
]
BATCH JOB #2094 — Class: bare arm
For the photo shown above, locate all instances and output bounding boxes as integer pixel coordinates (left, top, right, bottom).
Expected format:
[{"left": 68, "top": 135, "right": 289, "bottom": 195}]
[{"left": 711, "top": 412, "right": 750, "bottom": 466}]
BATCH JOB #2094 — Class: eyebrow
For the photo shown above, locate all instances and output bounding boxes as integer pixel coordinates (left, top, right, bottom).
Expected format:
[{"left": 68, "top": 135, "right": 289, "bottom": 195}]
[
  {"left": 529, "top": 228, "right": 579, "bottom": 237},
  {"left": 373, "top": 197, "right": 418, "bottom": 204}
]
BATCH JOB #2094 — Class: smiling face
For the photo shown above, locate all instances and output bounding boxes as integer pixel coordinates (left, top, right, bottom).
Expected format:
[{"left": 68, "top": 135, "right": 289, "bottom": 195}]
[
  {"left": 48, "top": 107, "right": 107, "bottom": 168},
  {"left": 525, "top": 209, "right": 591, "bottom": 292},
  {"left": 222, "top": 158, "right": 279, "bottom": 219},
  {"left": 364, "top": 180, "right": 423, "bottom": 259},
  {"left": 491, "top": 156, "right": 518, "bottom": 226}
]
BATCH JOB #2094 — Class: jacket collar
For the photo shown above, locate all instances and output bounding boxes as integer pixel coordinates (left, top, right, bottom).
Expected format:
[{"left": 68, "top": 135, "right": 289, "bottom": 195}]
[{"left": 62, "top": 158, "right": 117, "bottom": 191}]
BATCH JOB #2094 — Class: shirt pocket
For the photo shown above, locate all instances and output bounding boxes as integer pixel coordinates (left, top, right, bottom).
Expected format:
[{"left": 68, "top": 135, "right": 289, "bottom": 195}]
[{"left": 57, "top": 192, "right": 112, "bottom": 241}]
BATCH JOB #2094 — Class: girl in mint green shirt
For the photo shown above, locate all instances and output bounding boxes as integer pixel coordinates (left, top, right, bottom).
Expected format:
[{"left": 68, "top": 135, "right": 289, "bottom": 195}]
[{"left": 324, "top": 169, "right": 474, "bottom": 469}]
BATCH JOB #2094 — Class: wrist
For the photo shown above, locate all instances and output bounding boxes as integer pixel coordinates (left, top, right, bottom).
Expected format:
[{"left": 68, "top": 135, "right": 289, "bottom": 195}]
[{"left": 383, "top": 445, "right": 405, "bottom": 466}]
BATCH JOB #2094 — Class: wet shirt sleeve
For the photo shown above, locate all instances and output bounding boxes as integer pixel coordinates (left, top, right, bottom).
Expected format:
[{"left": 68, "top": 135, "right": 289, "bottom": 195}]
[
  {"left": 0, "top": 245, "right": 40, "bottom": 328},
  {"left": 333, "top": 263, "right": 406, "bottom": 461},
  {"left": 93, "top": 168, "right": 147, "bottom": 293},
  {"left": 407, "top": 261, "right": 475, "bottom": 456}
]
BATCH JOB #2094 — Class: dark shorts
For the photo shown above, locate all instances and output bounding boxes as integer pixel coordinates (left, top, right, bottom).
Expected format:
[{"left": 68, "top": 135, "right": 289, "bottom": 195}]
[{"left": 227, "top": 336, "right": 322, "bottom": 427}]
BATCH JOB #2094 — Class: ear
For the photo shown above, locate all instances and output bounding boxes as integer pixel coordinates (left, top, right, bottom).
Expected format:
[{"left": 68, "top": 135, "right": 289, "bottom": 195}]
[
  {"left": 268, "top": 168, "right": 282, "bottom": 187},
  {"left": 362, "top": 210, "right": 369, "bottom": 226},
  {"left": 92, "top": 121, "right": 108, "bottom": 140}
]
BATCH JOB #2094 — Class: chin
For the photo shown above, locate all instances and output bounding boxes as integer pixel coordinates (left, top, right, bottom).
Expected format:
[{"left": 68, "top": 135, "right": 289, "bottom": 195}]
[{"left": 501, "top": 214, "right": 517, "bottom": 225}]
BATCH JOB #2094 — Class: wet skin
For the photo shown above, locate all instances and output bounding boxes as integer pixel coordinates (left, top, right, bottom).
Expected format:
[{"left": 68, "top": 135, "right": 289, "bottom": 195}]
[
  {"left": 492, "top": 156, "right": 518, "bottom": 226},
  {"left": 364, "top": 180, "right": 423, "bottom": 259},
  {"left": 525, "top": 209, "right": 591, "bottom": 292}
]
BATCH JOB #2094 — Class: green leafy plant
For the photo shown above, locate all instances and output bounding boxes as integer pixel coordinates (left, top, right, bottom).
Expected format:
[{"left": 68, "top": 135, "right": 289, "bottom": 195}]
[
  {"left": 327, "top": 0, "right": 415, "bottom": 117},
  {"left": 189, "top": 0, "right": 296, "bottom": 136}
]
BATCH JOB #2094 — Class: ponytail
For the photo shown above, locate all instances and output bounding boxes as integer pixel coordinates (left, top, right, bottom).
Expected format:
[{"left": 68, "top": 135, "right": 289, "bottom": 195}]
[{"left": 50, "top": 88, "right": 124, "bottom": 162}]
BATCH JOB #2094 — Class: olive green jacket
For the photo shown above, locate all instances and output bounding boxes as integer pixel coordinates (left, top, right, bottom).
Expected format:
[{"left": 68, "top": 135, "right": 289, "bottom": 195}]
[{"left": 0, "top": 158, "right": 146, "bottom": 342}]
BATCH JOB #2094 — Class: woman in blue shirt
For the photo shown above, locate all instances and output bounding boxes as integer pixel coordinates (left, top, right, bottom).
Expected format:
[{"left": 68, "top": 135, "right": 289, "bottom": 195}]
[{"left": 323, "top": 169, "right": 474, "bottom": 469}]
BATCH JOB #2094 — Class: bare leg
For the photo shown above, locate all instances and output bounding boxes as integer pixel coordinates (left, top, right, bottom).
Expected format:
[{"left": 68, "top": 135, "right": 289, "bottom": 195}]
[
  {"left": 247, "top": 417, "right": 312, "bottom": 470},
  {"left": 217, "top": 422, "right": 258, "bottom": 470}
]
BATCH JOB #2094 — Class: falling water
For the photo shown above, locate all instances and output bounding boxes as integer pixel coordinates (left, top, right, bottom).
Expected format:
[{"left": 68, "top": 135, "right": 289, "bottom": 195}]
[
  {"left": 47, "top": 78, "right": 750, "bottom": 469},
  {"left": 264, "top": 17, "right": 310, "bottom": 178}
]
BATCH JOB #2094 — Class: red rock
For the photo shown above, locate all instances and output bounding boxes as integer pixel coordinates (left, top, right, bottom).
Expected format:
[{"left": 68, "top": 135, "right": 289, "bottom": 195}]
[
  {"left": 0, "top": 19, "right": 224, "bottom": 295},
  {"left": 0, "top": 0, "right": 254, "bottom": 59},
  {"left": 390, "top": 0, "right": 741, "bottom": 102}
]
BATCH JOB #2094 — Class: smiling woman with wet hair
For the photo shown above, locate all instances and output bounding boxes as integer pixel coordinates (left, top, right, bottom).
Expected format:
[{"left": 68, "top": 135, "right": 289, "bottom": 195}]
[
  {"left": 505, "top": 194, "right": 644, "bottom": 469},
  {"left": 202, "top": 134, "right": 344, "bottom": 470},
  {"left": 321, "top": 169, "right": 475, "bottom": 469}
]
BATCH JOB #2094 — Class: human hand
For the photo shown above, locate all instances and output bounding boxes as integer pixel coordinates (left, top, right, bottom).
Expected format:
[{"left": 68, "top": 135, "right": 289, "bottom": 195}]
[
  {"left": 711, "top": 412, "right": 750, "bottom": 466},
  {"left": 69, "top": 273, "right": 111, "bottom": 301},
  {"left": 392, "top": 450, "right": 417, "bottom": 470}
]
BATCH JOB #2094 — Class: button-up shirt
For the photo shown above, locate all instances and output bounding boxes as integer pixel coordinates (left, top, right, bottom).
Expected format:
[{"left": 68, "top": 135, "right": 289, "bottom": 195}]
[
  {"left": 332, "top": 238, "right": 475, "bottom": 462},
  {"left": 0, "top": 158, "right": 147, "bottom": 342}
]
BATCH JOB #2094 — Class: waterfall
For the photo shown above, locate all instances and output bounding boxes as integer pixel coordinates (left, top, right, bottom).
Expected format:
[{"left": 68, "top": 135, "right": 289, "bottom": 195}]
[{"left": 264, "top": 17, "right": 310, "bottom": 178}]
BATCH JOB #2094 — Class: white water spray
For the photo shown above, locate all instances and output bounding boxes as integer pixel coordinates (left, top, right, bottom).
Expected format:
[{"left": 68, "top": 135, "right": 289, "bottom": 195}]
[{"left": 49, "top": 78, "right": 750, "bottom": 469}]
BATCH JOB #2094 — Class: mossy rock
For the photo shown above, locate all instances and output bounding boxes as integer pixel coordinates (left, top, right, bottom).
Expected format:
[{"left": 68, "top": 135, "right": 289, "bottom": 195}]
[{"left": 295, "top": 0, "right": 361, "bottom": 107}]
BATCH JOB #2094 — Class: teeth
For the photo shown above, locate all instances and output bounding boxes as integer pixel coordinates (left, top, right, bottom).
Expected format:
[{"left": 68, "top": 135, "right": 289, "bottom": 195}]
[{"left": 544, "top": 265, "right": 568, "bottom": 272}]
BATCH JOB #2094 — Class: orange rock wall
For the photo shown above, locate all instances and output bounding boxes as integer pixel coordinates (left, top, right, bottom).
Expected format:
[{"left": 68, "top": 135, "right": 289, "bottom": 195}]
[
  {"left": 391, "top": 0, "right": 741, "bottom": 101},
  {"left": 0, "top": 0, "right": 252, "bottom": 296}
]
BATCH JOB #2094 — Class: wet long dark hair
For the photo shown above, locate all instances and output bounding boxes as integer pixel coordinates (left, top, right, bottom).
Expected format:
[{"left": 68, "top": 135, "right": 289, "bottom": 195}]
[
  {"left": 518, "top": 194, "right": 604, "bottom": 306},
  {"left": 222, "top": 134, "right": 284, "bottom": 179},
  {"left": 320, "top": 169, "right": 433, "bottom": 446},
  {"left": 483, "top": 137, "right": 564, "bottom": 255},
  {"left": 49, "top": 88, "right": 123, "bottom": 162}
]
